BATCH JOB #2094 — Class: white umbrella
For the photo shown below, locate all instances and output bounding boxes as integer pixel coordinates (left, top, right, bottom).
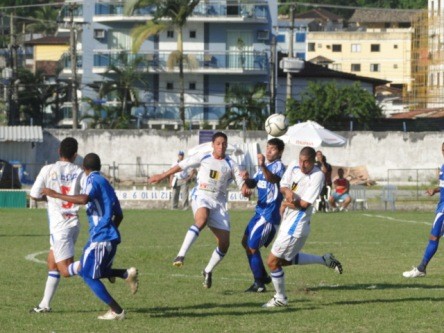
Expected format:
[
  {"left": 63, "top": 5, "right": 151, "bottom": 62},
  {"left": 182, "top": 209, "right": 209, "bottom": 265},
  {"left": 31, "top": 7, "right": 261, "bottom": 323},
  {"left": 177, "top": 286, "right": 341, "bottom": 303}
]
[
  {"left": 279, "top": 120, "right": 347, "bottom": 148},
  {"left": 188, "top": 142, "right": 244, "bottom": 156}
]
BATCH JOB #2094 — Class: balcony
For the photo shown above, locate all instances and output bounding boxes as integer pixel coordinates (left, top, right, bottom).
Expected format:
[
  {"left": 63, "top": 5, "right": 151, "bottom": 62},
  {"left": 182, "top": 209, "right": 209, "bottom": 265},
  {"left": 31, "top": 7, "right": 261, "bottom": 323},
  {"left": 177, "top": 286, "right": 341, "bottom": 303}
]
[
  {"left": 93, "top": 1, "right": 268, "bottom": 23},
  {"left": 89, "top": 50, "right": 269, "bottom": 74}
]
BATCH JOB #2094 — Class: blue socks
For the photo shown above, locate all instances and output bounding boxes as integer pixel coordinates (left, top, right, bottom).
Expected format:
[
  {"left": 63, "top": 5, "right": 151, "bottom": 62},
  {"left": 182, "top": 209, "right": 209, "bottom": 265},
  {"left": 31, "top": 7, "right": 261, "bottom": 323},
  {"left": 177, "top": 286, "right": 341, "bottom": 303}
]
[{"left": 418, "top": 239, "right": 439, "bottom": 272}]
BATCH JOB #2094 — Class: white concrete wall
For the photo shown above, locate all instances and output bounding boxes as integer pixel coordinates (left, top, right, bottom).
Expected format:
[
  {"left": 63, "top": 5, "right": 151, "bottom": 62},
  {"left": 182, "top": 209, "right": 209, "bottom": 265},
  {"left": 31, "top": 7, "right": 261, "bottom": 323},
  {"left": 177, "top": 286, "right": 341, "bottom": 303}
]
[{"left": 37, "top": 129, "right": 444, "bottom": 181}]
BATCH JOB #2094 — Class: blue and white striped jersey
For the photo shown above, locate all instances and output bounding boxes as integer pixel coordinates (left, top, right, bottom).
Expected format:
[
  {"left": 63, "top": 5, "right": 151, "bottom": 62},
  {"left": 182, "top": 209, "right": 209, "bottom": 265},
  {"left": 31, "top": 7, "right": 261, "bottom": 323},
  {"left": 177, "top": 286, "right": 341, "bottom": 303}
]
[
  {"left": 437, "top": 164, "right": 444, "bottom": 213},
  {"left": 83, "top": 171, "right": 122, "bottom": 243},
  {"left": 253, "top": 159, "right": 286, "bottom": 225}
]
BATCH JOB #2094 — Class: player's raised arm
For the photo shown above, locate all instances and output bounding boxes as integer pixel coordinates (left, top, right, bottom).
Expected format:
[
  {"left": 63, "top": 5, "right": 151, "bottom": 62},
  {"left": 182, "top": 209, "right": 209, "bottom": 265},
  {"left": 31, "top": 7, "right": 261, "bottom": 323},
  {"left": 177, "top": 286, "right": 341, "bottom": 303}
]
[
  {"left": 42, "top": 188, "right": 89, "bottom": 205},
  {"left": 148, "top": 164, "right": 182, "bottom": 184}
]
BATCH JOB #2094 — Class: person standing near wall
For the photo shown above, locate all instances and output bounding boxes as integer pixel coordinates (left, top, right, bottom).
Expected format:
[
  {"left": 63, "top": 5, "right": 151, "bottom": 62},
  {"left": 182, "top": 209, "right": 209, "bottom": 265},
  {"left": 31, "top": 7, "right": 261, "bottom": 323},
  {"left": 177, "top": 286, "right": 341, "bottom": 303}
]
[{"left": 170, "top": 151, "right": 195, "bottom": 210}]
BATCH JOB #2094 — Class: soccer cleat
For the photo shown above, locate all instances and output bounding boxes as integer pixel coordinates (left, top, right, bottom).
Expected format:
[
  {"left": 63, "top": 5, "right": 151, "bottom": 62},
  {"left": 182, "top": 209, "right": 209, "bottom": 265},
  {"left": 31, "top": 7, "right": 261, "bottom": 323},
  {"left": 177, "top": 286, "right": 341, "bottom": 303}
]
[
  {"left": 125, "top": 267, "right": 139, "bottom": 295},
  {"left": 245, "top": 282, "right": 266, "bottom": 293},
  {"left": 108, "top": 277, "right": 116, "bottom": 283},
  {"left": 262, "top": 275, "right": 272, "bottom": 285},
  {"left": 97, "top": 309, "right": 125, "bottom": 320},
  {"left": 202, "top": 270, "right": 212, "bottom": 289},
  {"left": 30, "top": 306, "right": 51, "bottom": 313},
  {"left": 323, "top": 253, "right": 343, "bottom": 274},
  {"left": 403, "top": 266, "right": 426, "bottom": 278},
  {"left": 262, "top": 296, "right": 288, "bottom": 308},
  {"left": 173, "top": 256, "right": 185, "bottom": 267}
]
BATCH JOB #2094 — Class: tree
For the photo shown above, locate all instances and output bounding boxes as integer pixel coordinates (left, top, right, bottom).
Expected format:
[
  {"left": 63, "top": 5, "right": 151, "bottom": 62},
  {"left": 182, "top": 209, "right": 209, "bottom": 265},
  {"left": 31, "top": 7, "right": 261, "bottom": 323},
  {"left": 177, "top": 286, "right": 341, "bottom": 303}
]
[
  {"left": 25, "top": 6, "right": 59, "bottom": 36},
  {"left": 286, "top": 81, "right": 382, "bottom": 126},
  {"left": 124, "top": 0, "right": 200, "bottom": 129},
  {"left": 220, "top": 83, "right": 268, "bottom": 130},
  {"left": 83, "top": 53, "right": 149, "bottom": 129}
]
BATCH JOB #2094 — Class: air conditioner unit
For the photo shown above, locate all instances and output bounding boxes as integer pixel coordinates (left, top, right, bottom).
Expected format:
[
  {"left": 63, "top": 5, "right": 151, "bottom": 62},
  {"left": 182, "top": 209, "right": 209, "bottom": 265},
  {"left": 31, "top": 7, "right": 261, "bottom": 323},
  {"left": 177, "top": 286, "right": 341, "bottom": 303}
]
[
  {"left": 257, "top": 30, "right": 270, "bottom": 41},
  {"left": 94, "top": 29, "right": 106, "bottom": 39}
]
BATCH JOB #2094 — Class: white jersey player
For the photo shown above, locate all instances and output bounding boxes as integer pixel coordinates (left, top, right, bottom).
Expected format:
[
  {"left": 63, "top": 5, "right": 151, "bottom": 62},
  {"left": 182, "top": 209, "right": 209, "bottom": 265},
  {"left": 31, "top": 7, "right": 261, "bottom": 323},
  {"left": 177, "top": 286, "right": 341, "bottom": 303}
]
[
  {"left": 149, "top": 132, "right": 250, "bottom": 289},
  {"left": 30, "top": 137, "right": 84, "bottom": 313},
  {"left": 262, "top": 146, "right": 343, "bottom": 308}
]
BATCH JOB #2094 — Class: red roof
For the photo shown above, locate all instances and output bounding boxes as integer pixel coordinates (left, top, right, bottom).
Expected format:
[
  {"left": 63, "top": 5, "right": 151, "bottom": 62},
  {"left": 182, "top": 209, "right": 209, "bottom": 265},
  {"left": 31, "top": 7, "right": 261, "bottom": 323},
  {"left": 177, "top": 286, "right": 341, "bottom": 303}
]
[
  {"left": 390, "top": 108, "right": 444, "bottom": 119},
  {"left": 25, "top": 36, "right": 69, "bottom": 45}
]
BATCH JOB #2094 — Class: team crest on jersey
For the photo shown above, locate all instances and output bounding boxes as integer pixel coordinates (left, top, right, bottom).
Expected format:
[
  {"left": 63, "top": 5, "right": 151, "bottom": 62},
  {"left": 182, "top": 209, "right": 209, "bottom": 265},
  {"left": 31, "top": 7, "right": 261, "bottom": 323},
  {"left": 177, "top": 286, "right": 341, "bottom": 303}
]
[
  {"left": 291, "top": 182, "right": 298, "bottom": 191},
  {"left": 209, "top": 169, "right": 220, "bottom": 180},
  {"left": 51, "top": 171, "right": 58, "bottom": 181}
]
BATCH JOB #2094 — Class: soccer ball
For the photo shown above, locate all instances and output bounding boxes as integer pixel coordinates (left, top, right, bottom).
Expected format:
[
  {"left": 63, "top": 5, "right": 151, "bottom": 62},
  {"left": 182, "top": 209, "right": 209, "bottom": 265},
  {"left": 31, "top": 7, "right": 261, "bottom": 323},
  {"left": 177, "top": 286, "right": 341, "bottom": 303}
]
[{"left": 265, "top": 114, "right": 288, "bottom": 137}]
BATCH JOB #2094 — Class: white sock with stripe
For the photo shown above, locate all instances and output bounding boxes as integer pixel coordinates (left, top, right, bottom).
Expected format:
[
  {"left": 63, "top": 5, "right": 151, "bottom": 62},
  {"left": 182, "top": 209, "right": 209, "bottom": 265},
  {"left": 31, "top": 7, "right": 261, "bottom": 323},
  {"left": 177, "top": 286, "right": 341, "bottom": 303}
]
[
  {"left": 204, "top": 247, "right": 226, "bottom": 273},
  {"left": 271, "top": 268, "right": 286, "bottom": 300},
  {"left": 294, "top": 253, "right": 324, "bottom": 265},
  {"left": 68, "top": 261, "right": 80, "bottom": 276},
  {"left": 39, "top": 270, "right": 60, "bottom": 309},
  {"left": 177, "top": 225, "right": 200, "bottom": 257}
]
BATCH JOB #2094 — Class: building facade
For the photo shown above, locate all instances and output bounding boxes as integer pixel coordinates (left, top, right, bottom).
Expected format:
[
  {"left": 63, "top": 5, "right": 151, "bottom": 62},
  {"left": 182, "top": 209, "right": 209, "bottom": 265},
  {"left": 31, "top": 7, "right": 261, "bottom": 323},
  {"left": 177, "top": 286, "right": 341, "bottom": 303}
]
[{"left": 59, "top": 0, "right": 277, "bottom": 128}]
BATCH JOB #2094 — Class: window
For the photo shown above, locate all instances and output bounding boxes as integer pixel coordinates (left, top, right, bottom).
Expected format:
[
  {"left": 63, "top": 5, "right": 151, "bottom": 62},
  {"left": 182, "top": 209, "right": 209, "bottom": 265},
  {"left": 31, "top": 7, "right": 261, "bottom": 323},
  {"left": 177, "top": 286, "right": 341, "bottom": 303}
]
[
  {"left": 167, "top": 30, "right": 174, "bottom": 38},
  {"left": 371, "top": 44, "right": 380, "bottom": 52},
  {"left": 332, "top": 44, "right": 342, "bottom": 52},
  {"left": 394, "top": 44, "right": 398, "bottom": 49},
  {"left": 295, "top": 33, "right": 305, "bottom": 43},
  {"left": 308, "top": 43, "right": 315, "bottom": 51},
  {"left": 351, "top": 64, "right": 361, "bottom": 72},
  {"left": 277, "top": 34, "right": 286, "bottom": 43},
  {"left": 332, "top": 63, "right": 342, "bottom": 71},
  {"left": 189, "top": 30, "right": 196, "bottom": 38},
  {"left": 370, "top": 64, "right": 380, "bottom": 72},
  {"left": 189, "top": 82, "right": 196, "bottom": 90},
  {"left": 351, "top": 44, "right": 361, "bottom": 52},
  {"left": 166, "top": 82, "right": 174, "bottom": 90},
  {"left": 295, "top": 52, "right": 306, "bottom": 60}
]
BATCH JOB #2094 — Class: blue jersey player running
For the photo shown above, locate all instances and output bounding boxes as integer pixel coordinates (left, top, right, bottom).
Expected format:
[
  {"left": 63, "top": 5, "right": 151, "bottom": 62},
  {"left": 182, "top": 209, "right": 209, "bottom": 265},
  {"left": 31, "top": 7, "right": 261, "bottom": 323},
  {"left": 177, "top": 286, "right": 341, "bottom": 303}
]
[
  {"left": 242, "top": 138, "right": 286, "bottom": 293},
  {"left": 403, "top": 142, "right": 444, "bottom": 278},
  {"left": 43, "top": 153, "right": 138, "bottom": 320}
]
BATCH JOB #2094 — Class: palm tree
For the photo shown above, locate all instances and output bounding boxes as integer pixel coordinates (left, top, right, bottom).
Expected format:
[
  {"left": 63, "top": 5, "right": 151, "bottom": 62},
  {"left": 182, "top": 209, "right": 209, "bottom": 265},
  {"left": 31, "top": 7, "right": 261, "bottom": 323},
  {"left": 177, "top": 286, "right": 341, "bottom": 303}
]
[
  {"left": 220, "top": 83, "right": 268, "bottom": 130},
  {"left": 82, "top": 53, "right": 149, "bottom": 128},
  {"left": 25, "top": 6, "right": 59, "bottom": 36},
  {"left": 124, "top": 0, "right": 200, "bottom": 129}
]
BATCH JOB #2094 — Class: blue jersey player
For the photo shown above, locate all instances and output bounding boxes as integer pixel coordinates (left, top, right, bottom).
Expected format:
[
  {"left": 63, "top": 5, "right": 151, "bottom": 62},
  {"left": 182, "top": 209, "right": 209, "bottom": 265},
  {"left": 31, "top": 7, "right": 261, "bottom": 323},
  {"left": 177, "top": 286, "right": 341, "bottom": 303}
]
[
  {"left": 242, "top": 138, "right": 286, "bottom": 292},
  {"left": 42, "top": 153, "right": 138, "bottom": 320},
  {"left": 403, "top": 142, "right": 444, "bottom": 278}
]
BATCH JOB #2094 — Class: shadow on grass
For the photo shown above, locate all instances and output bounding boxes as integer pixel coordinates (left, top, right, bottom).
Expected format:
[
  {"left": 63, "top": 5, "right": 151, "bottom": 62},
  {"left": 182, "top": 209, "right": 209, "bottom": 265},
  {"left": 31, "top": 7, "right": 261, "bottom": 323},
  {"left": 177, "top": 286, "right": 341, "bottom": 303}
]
[
  {"left": 330, "top": 296, "right": 444, "bottom": 306},
  {"left": 130, "top": 302, "right": 318, "bottom": 318}
]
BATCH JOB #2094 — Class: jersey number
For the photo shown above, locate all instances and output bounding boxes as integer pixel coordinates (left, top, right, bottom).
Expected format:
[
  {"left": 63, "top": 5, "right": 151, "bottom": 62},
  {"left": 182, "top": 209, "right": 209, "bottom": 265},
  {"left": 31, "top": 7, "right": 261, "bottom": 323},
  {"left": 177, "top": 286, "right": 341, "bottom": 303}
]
[{"left": 60, "top": 186, "right": 74, "bottom": 209}]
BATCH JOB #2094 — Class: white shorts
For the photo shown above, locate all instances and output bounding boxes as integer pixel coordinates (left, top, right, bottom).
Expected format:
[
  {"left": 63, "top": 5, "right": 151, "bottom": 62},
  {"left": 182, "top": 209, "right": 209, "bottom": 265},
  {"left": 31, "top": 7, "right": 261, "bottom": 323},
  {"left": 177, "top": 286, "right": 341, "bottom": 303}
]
[
  {"left": 50, "top": 225, "right": 80, "bottom": 263},
  {"left": 271, "top": 234, "right": 308, "bottom": 262},
  {"left": 192, "top": 194, "right": 230, "bottom": 231}
]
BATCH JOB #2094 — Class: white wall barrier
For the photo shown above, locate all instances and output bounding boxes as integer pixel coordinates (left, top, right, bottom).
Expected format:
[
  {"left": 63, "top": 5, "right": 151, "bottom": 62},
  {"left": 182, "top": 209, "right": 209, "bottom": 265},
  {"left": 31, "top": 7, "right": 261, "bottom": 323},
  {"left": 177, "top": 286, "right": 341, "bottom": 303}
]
[{"left": 115, "top": 187, "right": 250, "bottom": 202}]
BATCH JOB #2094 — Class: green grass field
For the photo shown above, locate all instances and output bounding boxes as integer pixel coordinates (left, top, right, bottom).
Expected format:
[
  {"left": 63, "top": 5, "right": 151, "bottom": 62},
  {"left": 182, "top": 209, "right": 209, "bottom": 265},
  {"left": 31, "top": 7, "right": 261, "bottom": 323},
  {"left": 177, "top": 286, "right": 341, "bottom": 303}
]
[{"left": 1, "top": 208, "right": 443, "bottom": 333}]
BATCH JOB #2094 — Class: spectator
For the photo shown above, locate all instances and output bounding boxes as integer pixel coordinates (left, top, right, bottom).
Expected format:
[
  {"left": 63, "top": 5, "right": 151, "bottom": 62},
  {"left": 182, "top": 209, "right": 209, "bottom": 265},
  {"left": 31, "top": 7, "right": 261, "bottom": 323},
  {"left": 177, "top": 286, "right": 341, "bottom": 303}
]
[
  {"left": 315, "top": 151, "right": 332, "bottom": 212},
  {"left": 170, "top": 151, "right": 195, "bottom": 210},
  {"left": 328, "top": 168, "right": 352, "bottom": 212}
]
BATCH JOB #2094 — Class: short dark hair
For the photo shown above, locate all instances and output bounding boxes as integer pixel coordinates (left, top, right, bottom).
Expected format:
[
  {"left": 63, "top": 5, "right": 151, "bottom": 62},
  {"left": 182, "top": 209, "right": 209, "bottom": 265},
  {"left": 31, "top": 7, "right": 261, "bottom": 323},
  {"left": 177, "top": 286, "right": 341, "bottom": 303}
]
[
  {"left": 300, "top": 146, "right": 316, "bottom": 162},
  {"left": 212, "top": 132, "right": 227, "bottom": 142},
  {"left": 83, "top": 153, "right": 101, "bottom": 172},
  {"left": 59, "top": 137, "right": 78, "bottom": 159},
  {"left": 267, "top": 138, "right": 285, "bottom": 152}
]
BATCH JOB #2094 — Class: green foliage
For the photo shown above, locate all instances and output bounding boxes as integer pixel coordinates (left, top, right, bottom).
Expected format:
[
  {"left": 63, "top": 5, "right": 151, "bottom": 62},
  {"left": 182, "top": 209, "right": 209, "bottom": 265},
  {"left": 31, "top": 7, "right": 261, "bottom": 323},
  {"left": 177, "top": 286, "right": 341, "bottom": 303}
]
[
  {"left": 125, "top": 0, "right": 200, "bottom": 128},
  {"left": 286, "top": 81, "right": 382, "bottom": 127},
  {"left": 220, "top": 83, "right": 268, "bottom": 130},
  {"left": 0, "top": 208, "right": 442, "bottom": 332}
]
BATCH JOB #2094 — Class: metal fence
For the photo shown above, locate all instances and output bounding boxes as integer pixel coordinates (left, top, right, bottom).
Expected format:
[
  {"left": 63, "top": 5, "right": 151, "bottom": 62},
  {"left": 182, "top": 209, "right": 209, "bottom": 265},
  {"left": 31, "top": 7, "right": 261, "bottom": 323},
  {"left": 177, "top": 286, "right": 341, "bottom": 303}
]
[{"left": 387, "top": 168, "right": 439, "bottom": 199}]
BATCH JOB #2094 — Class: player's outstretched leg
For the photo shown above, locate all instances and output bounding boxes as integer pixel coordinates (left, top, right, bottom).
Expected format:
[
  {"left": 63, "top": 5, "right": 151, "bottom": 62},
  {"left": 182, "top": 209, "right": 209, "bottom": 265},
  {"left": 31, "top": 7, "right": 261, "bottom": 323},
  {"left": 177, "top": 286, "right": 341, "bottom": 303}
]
[{"left": 322, "top": 253, "right": 343, "bottom": 274}]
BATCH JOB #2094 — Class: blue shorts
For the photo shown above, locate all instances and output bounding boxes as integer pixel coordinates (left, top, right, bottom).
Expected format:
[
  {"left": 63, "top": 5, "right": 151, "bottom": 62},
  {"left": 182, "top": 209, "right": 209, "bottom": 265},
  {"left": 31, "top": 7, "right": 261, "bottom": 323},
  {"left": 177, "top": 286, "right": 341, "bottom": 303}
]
[
  {"left": 244, "top": 213, "right": 277, "bottom": 250},
  {"left": 430, "top": 212, "right": 444, "bottom": 238},
  {"left": 79, "top": 240, "right": 118, "bottom": 280},
  {"left": 332, "top": 192, "right": 350, "bottom": 202}
]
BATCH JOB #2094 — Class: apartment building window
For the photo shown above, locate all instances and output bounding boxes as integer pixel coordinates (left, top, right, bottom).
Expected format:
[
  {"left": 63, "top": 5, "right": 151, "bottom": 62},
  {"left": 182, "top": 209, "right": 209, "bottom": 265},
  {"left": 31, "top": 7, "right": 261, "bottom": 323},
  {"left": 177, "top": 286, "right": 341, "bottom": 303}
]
[
  {"left": 167, "top": 30, "right": 174, "bottom": 38},
  {"left": 189, "top": 30, "right": 196, "bottom": 38},
  {"left": 308, "top": 43, "right": 315, "bottom": 51},
  {"left": 332, "top": 44, "right": 342, "bottom": 52},
  {"left": 295, "top": 52, "right": 306, "bottom": 60},
  {"left": 394, "top": 44, "right": 398, "bottom": 49},
  {"left": 332, "top": 63, "right": 342, "bottom": 71},
  {"left": 371, "top": 44, "right": 380, "bottom": 52},
  {"left": 351, "top": 44, "right": 361, "bottom": 52},
  {"left": 167, "top": 82, "right": 174, "bottom": 90},
  {"left": 351, "top": 64, "right": 361, "bottom": 72},
  {"left": 189, "top": 82, "right": 196, "bottom": 90},
  {"left": 370, "top": 64, "right": 380, "bottom": 72},
  {"left": 295, "top": 33, "right": 306, "bottom": 43},
  {"left": 277, "top": 34, "right": 285, "bottom": 43}
]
